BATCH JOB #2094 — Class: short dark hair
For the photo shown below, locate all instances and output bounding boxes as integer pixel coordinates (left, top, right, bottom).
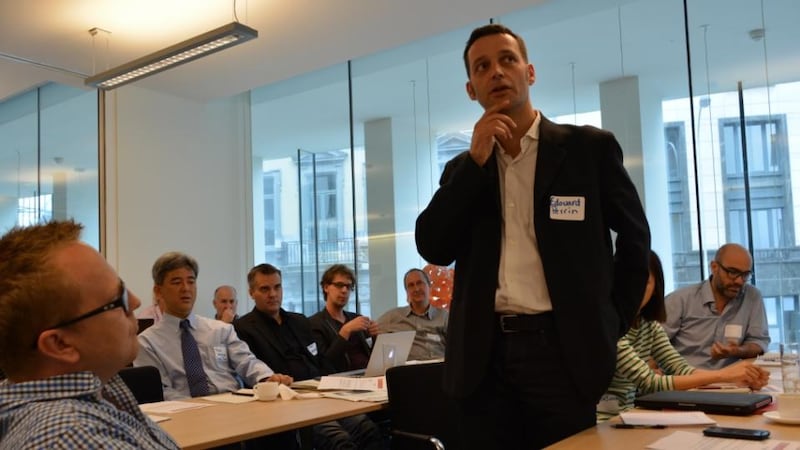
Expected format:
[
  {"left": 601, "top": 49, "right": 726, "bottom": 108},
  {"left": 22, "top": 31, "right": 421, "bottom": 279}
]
[
  {"left": 403, "top": 268, "right": 431, "bottom": 286},
  {"left": 640, "top": 250, "right": 666, "bottom": 323},
  {"left": 320, "top": 264, "right": 356, "bottom": 298},
  {"left": 463, "top": 23, "right": 529, "bottom": 76},
  {"left": 247, "top": 263, "right": 282, "bottom": 289},
  {"left": 151, "top": 252, "right": 198, "bottom": 285}
]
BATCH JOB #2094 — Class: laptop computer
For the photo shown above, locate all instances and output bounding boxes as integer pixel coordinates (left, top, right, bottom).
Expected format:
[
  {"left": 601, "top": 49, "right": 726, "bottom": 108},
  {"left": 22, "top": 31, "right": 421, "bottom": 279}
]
[
  {"left": 634, "top": 390, "right": 773, "bottom": 416},
  {"left": 328, "top": 330, "right": 417, "bottom": 378}
]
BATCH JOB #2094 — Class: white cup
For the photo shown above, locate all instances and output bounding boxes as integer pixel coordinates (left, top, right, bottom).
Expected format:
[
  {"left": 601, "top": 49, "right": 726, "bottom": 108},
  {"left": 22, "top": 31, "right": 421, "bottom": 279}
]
[
  {"left": 778, "top": 393, "right": 800, "bottom": 419},
  {"left": 253, "top": 381, "right": 280, "bottom": 401}
]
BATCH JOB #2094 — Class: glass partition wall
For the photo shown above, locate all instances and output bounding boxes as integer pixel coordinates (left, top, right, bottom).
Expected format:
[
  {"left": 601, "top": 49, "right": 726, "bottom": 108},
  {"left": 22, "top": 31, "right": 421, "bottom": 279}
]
[
  {"left": 0, "top": 83, "right": 99, "bottom": 247},
  {"left": 251, "top": 0, "right": 800, "bottom": 335}
]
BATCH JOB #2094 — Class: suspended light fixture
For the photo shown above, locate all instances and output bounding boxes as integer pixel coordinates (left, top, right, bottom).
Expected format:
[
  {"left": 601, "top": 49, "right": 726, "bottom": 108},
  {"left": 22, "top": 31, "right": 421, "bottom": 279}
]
[{"left": 85, "top": 22, "right": 257, "bottom": 90}]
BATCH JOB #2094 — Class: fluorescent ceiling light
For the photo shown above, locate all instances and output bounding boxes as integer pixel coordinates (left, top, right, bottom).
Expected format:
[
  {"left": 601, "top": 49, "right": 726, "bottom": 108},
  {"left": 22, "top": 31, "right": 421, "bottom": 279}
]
[{"left": 85, "top": 22, "right": 257, "bottom": 90}]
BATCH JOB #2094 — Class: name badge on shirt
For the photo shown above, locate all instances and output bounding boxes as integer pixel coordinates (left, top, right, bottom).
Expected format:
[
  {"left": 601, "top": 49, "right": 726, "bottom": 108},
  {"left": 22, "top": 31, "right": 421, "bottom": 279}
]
[
  {"left": 213, "top": 346, "right": 228, "bottom": 367},
  {"left": 550, "top": 196, "right": 585, "bottom": 221},
  {"left": 307, "top": 342, "right": 318, "bottom": 356},
  {"left": 724, "top": 324, "right": 743, "bottom": 341}
]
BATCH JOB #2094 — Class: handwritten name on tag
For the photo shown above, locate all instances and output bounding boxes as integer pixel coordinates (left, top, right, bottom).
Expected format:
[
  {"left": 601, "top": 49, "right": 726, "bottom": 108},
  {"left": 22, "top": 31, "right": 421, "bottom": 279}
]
[{"left": 549, "top": 196, "right": 585, "bottom": 221}]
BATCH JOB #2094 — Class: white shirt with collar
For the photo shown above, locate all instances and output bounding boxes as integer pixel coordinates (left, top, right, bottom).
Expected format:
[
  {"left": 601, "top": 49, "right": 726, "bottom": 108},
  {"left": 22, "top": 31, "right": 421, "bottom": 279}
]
[{"left": 134, "top": 312, "right": 274, "bottom": 400}]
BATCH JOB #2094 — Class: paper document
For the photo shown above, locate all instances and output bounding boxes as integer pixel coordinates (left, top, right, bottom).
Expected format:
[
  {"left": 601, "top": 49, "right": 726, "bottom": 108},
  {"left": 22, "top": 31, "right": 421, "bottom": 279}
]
[
  {"left": 647, "top": 430, "right": 800, "bottom": 450},
  {"left": 139, "top": 400, "right": 211, "bottom": 414},
  {"left": 291, "top": 379, "right": 321, "bottom": 390},
  {"left": 318, "top": 376, "right": 386, "bottom": 391},
  {"left": 146, "top": 414, "right": 170, "bottom": 423},
  {"left": 320, "top": 390, "right": 388, "bottom": 402},
  {"left": 202, "top": 393, "right": 257, "bottom": 404},
  {"left": 620, "top": 411, "right": 716, "bottom": 426}
]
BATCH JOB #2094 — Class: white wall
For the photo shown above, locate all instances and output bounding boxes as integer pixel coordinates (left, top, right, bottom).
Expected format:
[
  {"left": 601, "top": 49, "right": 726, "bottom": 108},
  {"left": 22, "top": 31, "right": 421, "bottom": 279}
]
[{"left": 104, "top": 86, "right": 254, "bottom": 318}]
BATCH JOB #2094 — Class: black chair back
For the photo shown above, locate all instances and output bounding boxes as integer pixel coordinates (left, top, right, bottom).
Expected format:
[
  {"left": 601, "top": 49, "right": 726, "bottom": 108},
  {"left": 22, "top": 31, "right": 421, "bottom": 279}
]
[
  {"left": 386, "top": 362, "right": 455, "bottom": 450},
  {"left": 118, "top": 365, "right": 164, "bottom": 404}
]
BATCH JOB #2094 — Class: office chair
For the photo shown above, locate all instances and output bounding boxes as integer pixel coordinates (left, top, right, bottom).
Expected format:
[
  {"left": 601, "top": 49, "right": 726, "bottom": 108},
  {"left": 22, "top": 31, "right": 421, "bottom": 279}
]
[
  {"left": 385, "top": 361, "right": 455, "bottom": 450},
  {"left": 118, "top": 365, "right": 164, "bottom": 404}
]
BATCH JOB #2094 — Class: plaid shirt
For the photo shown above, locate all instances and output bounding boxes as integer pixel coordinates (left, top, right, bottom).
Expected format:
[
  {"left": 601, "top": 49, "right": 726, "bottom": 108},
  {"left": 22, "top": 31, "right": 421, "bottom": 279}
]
[{"left": 0, "top": 371, "right": 178, "bottom": 449}]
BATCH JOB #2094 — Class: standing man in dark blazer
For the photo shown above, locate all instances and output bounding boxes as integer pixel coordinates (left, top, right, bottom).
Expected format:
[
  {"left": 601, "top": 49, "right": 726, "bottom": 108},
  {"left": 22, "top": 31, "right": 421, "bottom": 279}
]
[{"left": 415, "top": 24, "right": 651, "bottom": 449}]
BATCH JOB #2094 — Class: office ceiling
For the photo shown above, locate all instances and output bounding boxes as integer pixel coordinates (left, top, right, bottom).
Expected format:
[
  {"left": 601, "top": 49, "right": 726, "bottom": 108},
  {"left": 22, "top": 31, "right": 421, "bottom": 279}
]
[
  {"left": 0, "top": 0, "right": 544, "bottom": 102},
  {"left": 1, "top": 0, "right": 798, "bottom": 158}
]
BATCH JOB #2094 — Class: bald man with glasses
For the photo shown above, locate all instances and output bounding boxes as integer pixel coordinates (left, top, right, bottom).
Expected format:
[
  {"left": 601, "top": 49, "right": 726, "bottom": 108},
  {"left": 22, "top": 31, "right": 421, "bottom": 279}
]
[
  {"left": 0, "top": 220, "right": 178, "bottom": 449},
  {"left": 663, "top": 243, "right": 770, "bottom": 369}
]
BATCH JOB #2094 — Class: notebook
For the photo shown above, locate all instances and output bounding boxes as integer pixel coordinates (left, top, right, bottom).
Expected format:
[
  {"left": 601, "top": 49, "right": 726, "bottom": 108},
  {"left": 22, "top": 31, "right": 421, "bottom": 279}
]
[
  {"left": 329, "top": 330, "right": 416, "bottom": 378},
  {"left": 634, "top": 390, "right": 773, "bottom": 416}
]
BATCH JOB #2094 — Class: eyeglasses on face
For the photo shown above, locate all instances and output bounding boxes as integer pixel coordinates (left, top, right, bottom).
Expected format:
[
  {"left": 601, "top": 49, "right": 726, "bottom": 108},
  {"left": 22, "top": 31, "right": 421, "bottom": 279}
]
[
  {"left": 49, "top": 280, "right": 129, "bottom": 330},
  {"left": 330, "top": 282, "right": 354, "bottom": 290},
  {"left": 715, "top": 261, "right": 753, "bottom": 282}
]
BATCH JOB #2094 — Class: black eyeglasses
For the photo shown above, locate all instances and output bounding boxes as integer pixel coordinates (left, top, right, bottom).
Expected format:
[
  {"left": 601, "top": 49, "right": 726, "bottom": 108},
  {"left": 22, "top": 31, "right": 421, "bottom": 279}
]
[
  {"left": 330, "top": 282, "right": 354, "bottom": 290},
  {"left": 715, "top": 261, "right": 753, "bottom": 282},
  {"left": 49, "top": 281, "right": 129, "bottom": 329}
]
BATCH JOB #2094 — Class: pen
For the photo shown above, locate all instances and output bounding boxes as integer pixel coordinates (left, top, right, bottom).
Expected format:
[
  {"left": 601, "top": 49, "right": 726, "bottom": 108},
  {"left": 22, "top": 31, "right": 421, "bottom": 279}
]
[{"left": 612, "top": 424, "right": 667, "bottom": 429}]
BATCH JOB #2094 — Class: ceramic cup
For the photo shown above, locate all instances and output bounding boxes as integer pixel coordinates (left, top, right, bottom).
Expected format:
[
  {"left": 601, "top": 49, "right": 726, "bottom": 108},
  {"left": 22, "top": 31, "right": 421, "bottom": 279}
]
[
  {"left": 778, "top": 393, "right": 800, "bottom": 419},
  {"left": 253, "top": 381, "right": 280, "bottom": 401}
]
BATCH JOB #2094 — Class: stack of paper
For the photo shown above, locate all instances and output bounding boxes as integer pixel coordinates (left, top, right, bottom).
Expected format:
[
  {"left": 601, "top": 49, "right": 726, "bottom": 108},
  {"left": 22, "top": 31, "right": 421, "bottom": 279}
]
[{"left": 620, "top": 411, "right": 716, "bottom": 426}]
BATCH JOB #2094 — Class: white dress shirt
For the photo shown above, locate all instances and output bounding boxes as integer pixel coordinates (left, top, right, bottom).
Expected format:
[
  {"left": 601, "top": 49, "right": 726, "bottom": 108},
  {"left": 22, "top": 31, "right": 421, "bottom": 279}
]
[
  {"left": 494, "top": 111, "right": 553, "bottom": 314},
  {"left": 134, "top": 313, "right": 274, "bottom": 400}
]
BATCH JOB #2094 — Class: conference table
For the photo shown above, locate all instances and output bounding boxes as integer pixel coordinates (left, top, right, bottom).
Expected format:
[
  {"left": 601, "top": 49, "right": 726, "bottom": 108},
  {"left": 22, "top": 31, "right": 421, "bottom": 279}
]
[
  {"left": 550, "top": 359, "right": 800, "bottom": 449},
  {"left": 547, "top": 411, "right": 800, "bottom": 449},
  {"left": 158, "top": 396, "right": 384, "bottom": 449}
]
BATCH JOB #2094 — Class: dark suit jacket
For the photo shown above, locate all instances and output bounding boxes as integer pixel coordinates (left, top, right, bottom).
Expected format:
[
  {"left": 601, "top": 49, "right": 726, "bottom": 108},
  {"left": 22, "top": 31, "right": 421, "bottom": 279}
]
[
  {"left": 233, "top": 308, "right": 335, "bottom": 379},
  {"left": 415, "top": 116, "right": 650, "bottom": 401},
  {"left": 309, "top": 308, "right": 373, "bottom": 373}
]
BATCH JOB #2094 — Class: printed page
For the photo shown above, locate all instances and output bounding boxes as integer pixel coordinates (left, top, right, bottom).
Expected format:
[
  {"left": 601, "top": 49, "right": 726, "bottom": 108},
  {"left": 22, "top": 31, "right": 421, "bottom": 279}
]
[
  {"left": 317, "top": 376, "right": 386, "bottom": 391},
  {"left": 620, "top": 411, "right": 716, "bottom": 426}
]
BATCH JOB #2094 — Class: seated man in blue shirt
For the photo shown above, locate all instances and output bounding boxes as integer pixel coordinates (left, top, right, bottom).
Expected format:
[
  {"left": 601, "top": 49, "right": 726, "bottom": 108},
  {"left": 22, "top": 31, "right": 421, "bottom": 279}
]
[
  {"left": 377, "top": 268, "right": 448, "bottom": 361},
  {"left": 0, "top": 220, "right": 178, "bottom": 449},
  {"left": 663, "top": 243, "right": 770, "bottom": 369},
  {"left": 135, "top": 252, "right": 296, "bottom": 449}
]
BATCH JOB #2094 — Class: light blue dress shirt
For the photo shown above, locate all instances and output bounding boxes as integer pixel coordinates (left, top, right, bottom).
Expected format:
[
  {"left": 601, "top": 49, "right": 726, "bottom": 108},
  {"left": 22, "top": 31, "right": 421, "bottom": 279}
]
[
  {"left": 663, "top": 279, "right": 770, "bottom": 370},
  {"left": 134, "top": 313, "right": 274, "bottom": 400}
]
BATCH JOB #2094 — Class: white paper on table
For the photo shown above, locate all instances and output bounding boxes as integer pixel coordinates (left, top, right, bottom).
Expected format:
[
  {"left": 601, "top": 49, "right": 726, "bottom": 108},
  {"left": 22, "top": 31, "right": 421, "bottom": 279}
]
[
  {"left": 146, "top": 414, "right": 170, "bottom": 423},
  {"left": 620, "top": 411, "right": 716, "bottom": 426},
  {"left": 317, "top": 376, "right": 386, "bottom": 391},
  {"left": 320, "top": 390, "right": 388, "bottom": 402},
  {"left": 139, "top": 400, "right": 212, "bottom": 414},
  {"left": 202, "top": 393, "right": 257, "bottom": 404},
  {"left": 647, "top": 430, "right": 800, "bottom": 450}
]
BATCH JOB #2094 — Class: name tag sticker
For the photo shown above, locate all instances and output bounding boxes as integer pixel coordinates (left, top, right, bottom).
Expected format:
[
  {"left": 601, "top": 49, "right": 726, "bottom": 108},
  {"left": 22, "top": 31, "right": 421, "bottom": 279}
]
[
  {"left": 550, "top": 196, "right": 585, "bottom": 221},
  {"left": 213, "top": 346, "right": 228, "bottom": 365},
  {"left": 724, "top": 324, "right": 743, "bottom": 340},
  {"left": 307, "top": 342, "right": 318, "bottom": 356}
]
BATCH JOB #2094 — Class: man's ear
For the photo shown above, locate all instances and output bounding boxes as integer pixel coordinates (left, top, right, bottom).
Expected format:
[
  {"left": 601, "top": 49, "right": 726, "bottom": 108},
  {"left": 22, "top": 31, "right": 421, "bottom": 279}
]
[
  {"left": 466, "top": 81, "right": 477, "bottom": 100},
  {"left": 528, "top": 64, "right": 535, "bottom": 86},
  {"left": 37, "top": 329, "right": 80, "bottom": 365}
]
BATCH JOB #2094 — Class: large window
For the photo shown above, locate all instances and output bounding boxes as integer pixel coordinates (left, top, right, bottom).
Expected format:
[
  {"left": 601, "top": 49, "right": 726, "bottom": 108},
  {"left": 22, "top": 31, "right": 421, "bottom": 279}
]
[
  {"left": 0, "top": 83, "right": 99, "bottom": 246},
  {"left": 250, "top": 0, "right": 800, "bottom": 339}
]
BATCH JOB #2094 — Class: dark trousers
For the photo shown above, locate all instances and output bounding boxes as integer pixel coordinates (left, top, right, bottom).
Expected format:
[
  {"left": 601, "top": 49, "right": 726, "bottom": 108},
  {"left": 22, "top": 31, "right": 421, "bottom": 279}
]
[
  {"left": 455, "top": 317, "right": 596, "bottom": 449},
  {"left": 312, "top": 414, "right": 385, "bottom": 450}
]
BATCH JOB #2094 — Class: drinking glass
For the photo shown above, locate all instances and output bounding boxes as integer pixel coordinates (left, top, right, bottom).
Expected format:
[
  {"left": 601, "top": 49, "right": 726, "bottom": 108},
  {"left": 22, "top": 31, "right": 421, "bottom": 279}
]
[{"left": 781, "top": 343, "right": 800, "bottom": 393}]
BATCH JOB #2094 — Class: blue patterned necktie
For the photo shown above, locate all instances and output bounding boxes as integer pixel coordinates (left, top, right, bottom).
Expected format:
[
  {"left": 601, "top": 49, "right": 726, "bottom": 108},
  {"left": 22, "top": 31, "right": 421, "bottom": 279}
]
[{"left": 180, "top": 319, "right": 209, "bottom": 397}]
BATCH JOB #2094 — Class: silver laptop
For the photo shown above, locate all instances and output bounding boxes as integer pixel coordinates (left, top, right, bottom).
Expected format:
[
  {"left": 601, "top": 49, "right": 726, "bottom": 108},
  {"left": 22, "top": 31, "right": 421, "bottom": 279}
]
[{"left": 331, "top": 330, "right": 416, "bottom": 377}]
